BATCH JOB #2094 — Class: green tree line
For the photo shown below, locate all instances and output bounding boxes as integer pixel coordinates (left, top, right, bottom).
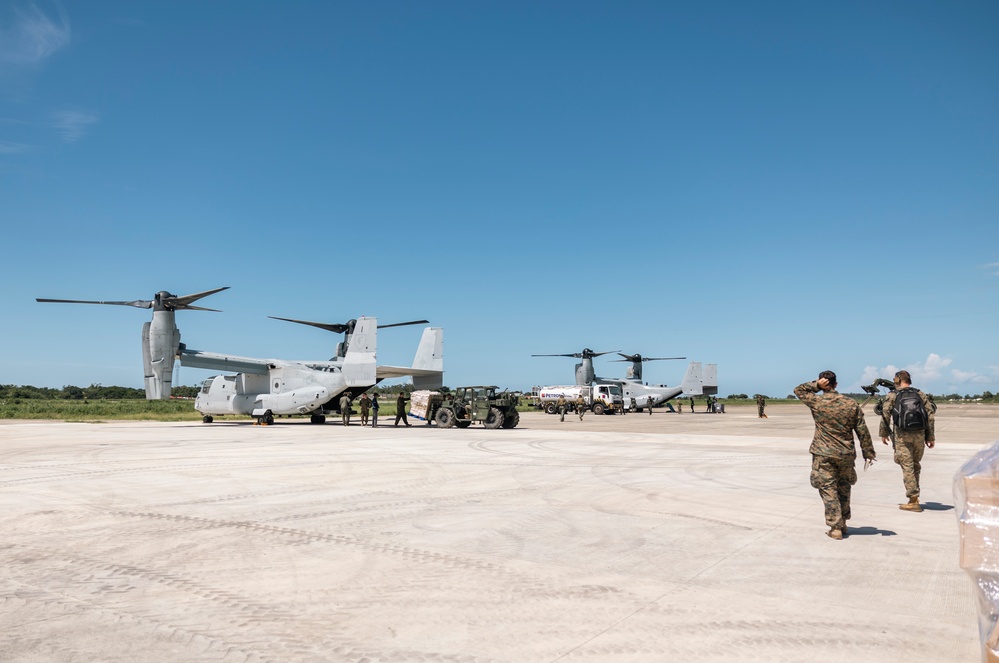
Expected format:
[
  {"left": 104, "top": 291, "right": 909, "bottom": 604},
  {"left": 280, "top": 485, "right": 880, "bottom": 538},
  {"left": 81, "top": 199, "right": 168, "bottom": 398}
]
[{"left": 0, "top": 384, "right": 201, "bottom": 400}]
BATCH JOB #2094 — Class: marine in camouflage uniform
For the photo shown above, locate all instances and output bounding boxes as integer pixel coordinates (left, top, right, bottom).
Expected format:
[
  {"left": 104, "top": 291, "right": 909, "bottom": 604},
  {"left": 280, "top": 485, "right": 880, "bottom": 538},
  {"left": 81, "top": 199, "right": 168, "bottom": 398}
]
[
  {"left": 557, "top": 395, "right": 567, "bottom": 422},
  {"left": 794, "top": 372, "right": 876, "bottom": 540},
  {"left": 394, "top": 393, "right": 411, "bottom": 427},
  {"left": 575, "top": 394, "right": 586, "bottom": 420},
  {"left": 757, "top": 394, "right": 767, "bottom": 418},
  {"left": 359, "top": 393, "right": 371, "bottom": 426},
  {"left": 339, "top": 393, "right": 352, "bottom": 426},
  {"left": 877, "top": 370, "right": 936, "bottom": 512}
]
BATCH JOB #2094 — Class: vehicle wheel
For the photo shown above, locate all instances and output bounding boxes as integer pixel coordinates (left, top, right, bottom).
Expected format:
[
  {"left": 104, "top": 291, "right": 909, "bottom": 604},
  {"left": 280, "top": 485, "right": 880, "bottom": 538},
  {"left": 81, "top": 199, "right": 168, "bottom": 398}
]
[
  {"left": 483, "top": 406, "right": 504, "bottom": 429},
  {"left": 202, "top": 415, "right": 213, "bottom": 424},
  {"left": 591, "top": 403, "right": 606, "bottom": 416},
  {"left": 501, "top": 409, "right": 520, "bottom": 429},
  {"left": 545, "top": 402, "right": 557, "bottom": 415},
  {"left": 310, "top": 414, "right": 326, "bottom": 424},
  {"left": 435, "top": 407, "right": 455, "bottom": 429},
  {"left": 263, "top": 411, "right": 275, "bottom": 426}
]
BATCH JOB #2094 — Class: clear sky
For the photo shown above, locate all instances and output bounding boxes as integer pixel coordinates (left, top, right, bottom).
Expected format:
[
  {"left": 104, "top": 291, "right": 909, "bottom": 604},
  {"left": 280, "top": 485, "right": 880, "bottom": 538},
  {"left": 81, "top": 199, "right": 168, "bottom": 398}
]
[{"left": 2, "top": 1, "right": 997, "bottom": 398}]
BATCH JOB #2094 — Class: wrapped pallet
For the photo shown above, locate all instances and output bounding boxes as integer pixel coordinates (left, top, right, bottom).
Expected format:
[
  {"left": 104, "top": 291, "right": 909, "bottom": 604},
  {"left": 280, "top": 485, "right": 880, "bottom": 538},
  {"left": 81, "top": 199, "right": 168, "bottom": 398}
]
[
  {"left": 409, "top": 390, "right": 441, "bottom": 421},
  {"left": 956, "top": 441, "right": 999, "bottom": 662}
]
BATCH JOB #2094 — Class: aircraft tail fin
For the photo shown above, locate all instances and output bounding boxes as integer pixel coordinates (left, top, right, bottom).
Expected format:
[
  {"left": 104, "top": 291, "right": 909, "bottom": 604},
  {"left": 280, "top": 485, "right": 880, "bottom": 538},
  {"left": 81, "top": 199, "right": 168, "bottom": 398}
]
[
  {"left": 412, "top": 327, "right": 443, "bottom": 390},
  {"left": 680, "top": 361, "right": 719, "bottom": 396},
  {"left": 343, "top": 317, "right": 377, "bottom": 386}
]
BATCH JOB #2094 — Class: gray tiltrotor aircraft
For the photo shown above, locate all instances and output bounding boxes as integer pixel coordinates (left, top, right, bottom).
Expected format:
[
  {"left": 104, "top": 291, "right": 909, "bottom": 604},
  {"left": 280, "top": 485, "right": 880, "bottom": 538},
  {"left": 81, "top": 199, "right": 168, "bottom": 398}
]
[
  {"left": 534, "top": 348, "right": 717, "bottom": 410},
  {"left": 37, "top": 288, "right": 443, "bottom": 424},
  {"left": 610, "top": 353, "right": 687, "bottom": 381}
]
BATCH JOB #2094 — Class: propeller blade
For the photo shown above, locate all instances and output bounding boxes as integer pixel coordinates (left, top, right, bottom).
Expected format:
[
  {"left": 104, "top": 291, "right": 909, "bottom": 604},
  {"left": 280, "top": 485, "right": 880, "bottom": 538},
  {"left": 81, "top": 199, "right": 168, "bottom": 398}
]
[
  {"left": 533, "top": 350, "right": 619, "bottom": 358},
  {"left": 269, "top": 316, "right": 349, "bottom": 334},
  {"left": 379, "top": 319, "right": 430, "bottom": 329},
  {"left": 613, "top": 353, "right": 686, "bottom": 362},
  {"left": 182, "top": 305, "right": 224, "bottom": 312},
  {"left": 164, "top": 286, "right": 230, "bottom": 310},
  {"left": 36, "top": 298, "right": 152, "bottom": 308}
]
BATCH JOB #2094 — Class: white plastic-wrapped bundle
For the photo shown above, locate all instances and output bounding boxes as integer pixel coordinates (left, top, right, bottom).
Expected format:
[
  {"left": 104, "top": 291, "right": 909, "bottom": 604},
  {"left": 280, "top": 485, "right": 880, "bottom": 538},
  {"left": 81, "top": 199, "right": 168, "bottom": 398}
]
[
  {"left": 409, "top": 390, "right": 440, "bottom": 420},
  {"left": 956, "top": 442, "right": 999, "bottom": 662}
]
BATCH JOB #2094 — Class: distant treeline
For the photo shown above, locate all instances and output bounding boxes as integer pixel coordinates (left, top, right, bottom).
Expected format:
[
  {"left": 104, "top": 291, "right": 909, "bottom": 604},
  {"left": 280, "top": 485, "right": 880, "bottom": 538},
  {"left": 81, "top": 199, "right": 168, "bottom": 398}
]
[{"left": 0, "top": 384, "right": 201, "bottom": 400}]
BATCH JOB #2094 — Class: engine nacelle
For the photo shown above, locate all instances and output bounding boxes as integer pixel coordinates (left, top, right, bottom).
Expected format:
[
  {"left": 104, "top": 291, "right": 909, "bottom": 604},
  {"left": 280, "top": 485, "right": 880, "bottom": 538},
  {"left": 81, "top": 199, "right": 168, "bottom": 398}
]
[{"left": 253, "top": 386, "right": 331, "bottom": 416}]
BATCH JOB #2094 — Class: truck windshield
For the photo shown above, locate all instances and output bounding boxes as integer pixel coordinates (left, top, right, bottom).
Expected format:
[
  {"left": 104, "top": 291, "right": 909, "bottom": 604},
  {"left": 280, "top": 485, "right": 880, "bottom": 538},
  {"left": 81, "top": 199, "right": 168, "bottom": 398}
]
[{"left": 609, "top": 386, "right": 622, "bottom": 396}]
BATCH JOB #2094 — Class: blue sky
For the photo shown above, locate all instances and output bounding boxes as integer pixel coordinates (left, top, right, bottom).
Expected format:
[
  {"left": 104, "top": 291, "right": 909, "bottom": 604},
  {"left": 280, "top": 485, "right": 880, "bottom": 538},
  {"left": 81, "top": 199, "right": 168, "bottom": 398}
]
[{"left": 2, "top": 1, "right": 997, "bottom": 397}]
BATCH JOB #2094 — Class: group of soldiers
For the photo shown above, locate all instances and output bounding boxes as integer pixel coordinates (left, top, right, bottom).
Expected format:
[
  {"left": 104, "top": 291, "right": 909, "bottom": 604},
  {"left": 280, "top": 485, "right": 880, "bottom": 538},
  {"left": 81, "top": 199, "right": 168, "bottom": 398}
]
[
  {"left": 554, "top": 394, "right": 588, "bottom": 422},
  {"left": 336, "top": 392, "right": 412, "bottom": 428},
  {"left": 794, "top": 369, "right": 935, "bottom": 540}
]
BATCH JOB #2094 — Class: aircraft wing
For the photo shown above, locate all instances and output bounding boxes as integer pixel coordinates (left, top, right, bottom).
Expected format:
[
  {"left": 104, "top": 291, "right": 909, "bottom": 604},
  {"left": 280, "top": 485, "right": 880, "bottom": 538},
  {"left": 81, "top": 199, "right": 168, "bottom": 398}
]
[
  {"left": 179, "top": 348, "right": 273, "bottom": 375},
  {"left": 376, "top": 365, "right": 442, "bottom": 379}
]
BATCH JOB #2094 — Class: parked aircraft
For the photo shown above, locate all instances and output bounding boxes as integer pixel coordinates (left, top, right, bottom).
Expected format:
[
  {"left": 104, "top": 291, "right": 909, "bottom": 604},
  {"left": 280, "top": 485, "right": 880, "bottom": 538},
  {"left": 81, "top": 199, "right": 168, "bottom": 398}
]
[
  {"left": 533, "top": 348, "right": 717, "bottom": 410},
  {"left": 36, "top": 288, "right": 443, "bottom": 424}
]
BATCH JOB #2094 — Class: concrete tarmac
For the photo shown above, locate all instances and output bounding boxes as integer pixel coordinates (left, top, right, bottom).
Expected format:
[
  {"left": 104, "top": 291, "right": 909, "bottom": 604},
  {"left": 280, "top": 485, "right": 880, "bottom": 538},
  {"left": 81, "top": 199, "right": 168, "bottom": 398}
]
[{"left": 1, "top": 404, "right": 994, "bottom": 662}]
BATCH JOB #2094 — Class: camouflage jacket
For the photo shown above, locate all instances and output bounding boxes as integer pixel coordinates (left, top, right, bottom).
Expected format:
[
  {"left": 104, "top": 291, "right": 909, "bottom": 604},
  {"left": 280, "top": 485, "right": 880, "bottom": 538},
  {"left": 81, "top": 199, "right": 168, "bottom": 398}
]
[
  {"left": 878, "top": 389, "right": 935, "bottom": 443},
  {"left": 794, "top": 381, "right": 876, "bottom": 460}
]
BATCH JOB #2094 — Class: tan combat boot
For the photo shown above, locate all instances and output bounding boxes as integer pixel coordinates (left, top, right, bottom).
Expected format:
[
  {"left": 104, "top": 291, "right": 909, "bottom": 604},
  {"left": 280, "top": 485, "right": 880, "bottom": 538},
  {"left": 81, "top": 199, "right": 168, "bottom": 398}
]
[
  {"left": 826, "top": 527, "right": 843, "bottom": 540},
  {"left": 899, "top": 496, "right": 923, "bottom": 512}
]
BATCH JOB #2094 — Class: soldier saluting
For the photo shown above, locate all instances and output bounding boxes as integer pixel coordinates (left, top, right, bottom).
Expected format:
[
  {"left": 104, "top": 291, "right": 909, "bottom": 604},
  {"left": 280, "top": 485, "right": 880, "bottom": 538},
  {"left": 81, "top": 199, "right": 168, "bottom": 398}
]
[{"left": 795, "top": 371, "right": 877, "bottom": 540}]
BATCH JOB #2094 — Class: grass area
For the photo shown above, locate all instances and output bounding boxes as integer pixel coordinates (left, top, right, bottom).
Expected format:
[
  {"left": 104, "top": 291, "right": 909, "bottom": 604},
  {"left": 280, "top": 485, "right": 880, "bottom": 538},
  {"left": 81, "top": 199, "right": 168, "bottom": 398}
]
[{"left": 0, "top": 399, "right": 207, "bottom": 421}]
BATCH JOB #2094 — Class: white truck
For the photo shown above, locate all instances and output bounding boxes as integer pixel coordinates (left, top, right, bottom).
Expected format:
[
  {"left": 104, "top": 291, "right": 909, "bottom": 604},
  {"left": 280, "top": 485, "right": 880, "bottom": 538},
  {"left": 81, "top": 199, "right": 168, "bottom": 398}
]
[{"left": 535, "top": 384, "right": 624, "bottom": 415}]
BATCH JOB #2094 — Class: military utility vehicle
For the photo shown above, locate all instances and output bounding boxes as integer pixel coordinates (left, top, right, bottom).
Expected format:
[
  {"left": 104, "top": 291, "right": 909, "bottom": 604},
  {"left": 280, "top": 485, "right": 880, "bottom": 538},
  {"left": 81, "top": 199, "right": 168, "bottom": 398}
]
[{"left": 431, "top": 386, "right": 520, "bottom": 429}]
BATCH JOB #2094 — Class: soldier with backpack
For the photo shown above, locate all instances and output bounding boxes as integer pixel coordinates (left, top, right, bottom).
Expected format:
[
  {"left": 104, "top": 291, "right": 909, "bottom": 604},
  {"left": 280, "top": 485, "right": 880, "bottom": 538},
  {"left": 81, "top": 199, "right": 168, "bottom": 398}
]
[{"left": 878, "top": 370, "right": 936, "bottom": 512}]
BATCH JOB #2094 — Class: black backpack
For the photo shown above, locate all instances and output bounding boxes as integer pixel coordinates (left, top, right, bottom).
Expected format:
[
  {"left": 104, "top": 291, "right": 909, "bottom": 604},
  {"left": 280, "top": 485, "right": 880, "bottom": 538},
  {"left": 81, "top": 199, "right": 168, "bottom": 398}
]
[{"left": 892, "top": 388, "right": 927, "bottom": 431}]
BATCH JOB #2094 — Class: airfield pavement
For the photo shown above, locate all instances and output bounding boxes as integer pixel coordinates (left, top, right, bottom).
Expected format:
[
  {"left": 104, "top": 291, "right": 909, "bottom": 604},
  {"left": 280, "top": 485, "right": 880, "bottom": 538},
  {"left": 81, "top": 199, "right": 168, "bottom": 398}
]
[{"left": 0, "top": 404, "right": 996, "bottom": 663}]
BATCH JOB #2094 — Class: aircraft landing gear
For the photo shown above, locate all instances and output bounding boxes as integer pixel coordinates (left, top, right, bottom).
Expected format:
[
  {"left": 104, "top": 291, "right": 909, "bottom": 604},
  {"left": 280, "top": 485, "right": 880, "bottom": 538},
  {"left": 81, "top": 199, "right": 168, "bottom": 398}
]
[
  {"left": 310, "top": 414, "right": 326, "bottom": 424},
  {"left": 255, "top": 411, "right": 274, "bottom": 426},
  {"left": 202, "top": 415, "right": 213, "bottom": 424}
]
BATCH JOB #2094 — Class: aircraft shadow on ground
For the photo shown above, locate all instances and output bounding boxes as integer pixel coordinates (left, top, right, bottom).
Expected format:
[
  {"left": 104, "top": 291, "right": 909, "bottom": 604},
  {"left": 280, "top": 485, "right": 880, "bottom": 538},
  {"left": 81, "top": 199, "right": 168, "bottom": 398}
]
[
  {"left": 921, "top": 502, "right": 955, "bottom": 511},
  {"left": 849, "top": 526, "right": 897, "bottom": 537}
]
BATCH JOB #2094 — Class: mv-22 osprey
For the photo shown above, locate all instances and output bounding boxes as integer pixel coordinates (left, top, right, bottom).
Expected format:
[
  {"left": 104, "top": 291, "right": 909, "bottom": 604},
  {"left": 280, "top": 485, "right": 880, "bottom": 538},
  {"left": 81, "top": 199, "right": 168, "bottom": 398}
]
[
  {"left": 37, "top": 287, "right": 443, "bottom": 425},
  {"left": 533, "top": 349, "right": 717, "bottom": 410}
]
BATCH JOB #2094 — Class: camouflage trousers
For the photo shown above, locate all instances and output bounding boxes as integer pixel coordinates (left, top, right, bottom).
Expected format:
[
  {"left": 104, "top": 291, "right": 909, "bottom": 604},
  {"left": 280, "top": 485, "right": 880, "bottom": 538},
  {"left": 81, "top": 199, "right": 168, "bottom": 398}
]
[
  {"left": 810, "top": 455, "right": 858, "bottom": 528},
  {"left": 893, "top": 433, "right": 925, "bottom": 498}
]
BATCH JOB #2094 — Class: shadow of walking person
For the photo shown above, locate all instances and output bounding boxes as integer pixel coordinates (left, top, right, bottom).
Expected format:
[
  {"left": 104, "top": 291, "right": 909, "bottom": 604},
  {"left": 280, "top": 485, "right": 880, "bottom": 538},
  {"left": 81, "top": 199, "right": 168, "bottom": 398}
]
[{"left": 848, "top": 526, "right": 897, "bottom": 537}]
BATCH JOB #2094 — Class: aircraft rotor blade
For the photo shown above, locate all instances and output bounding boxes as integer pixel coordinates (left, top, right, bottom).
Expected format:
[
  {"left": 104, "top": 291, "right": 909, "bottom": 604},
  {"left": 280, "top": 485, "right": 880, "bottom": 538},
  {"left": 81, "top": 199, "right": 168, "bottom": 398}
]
[
  {"left": 613, "top": 353, "right": 686, "bottom": 362},
  {"left": 268, "top": 316, "right": 349, "bottom": 334},
  {"left": 163, "top": 286, "right": 230, "bottom": 310},
  {"left": 182, "top": 305, "right": 224, "bottom": 312},
  {"left": 533, "top": 350, "right": 619, "bottom": 359},
  {"left": 379, "top": 319, "right": 430, "bottom": 329},
  {"left": 36, "top": 298, "right": 153, "bottom": 308}
]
